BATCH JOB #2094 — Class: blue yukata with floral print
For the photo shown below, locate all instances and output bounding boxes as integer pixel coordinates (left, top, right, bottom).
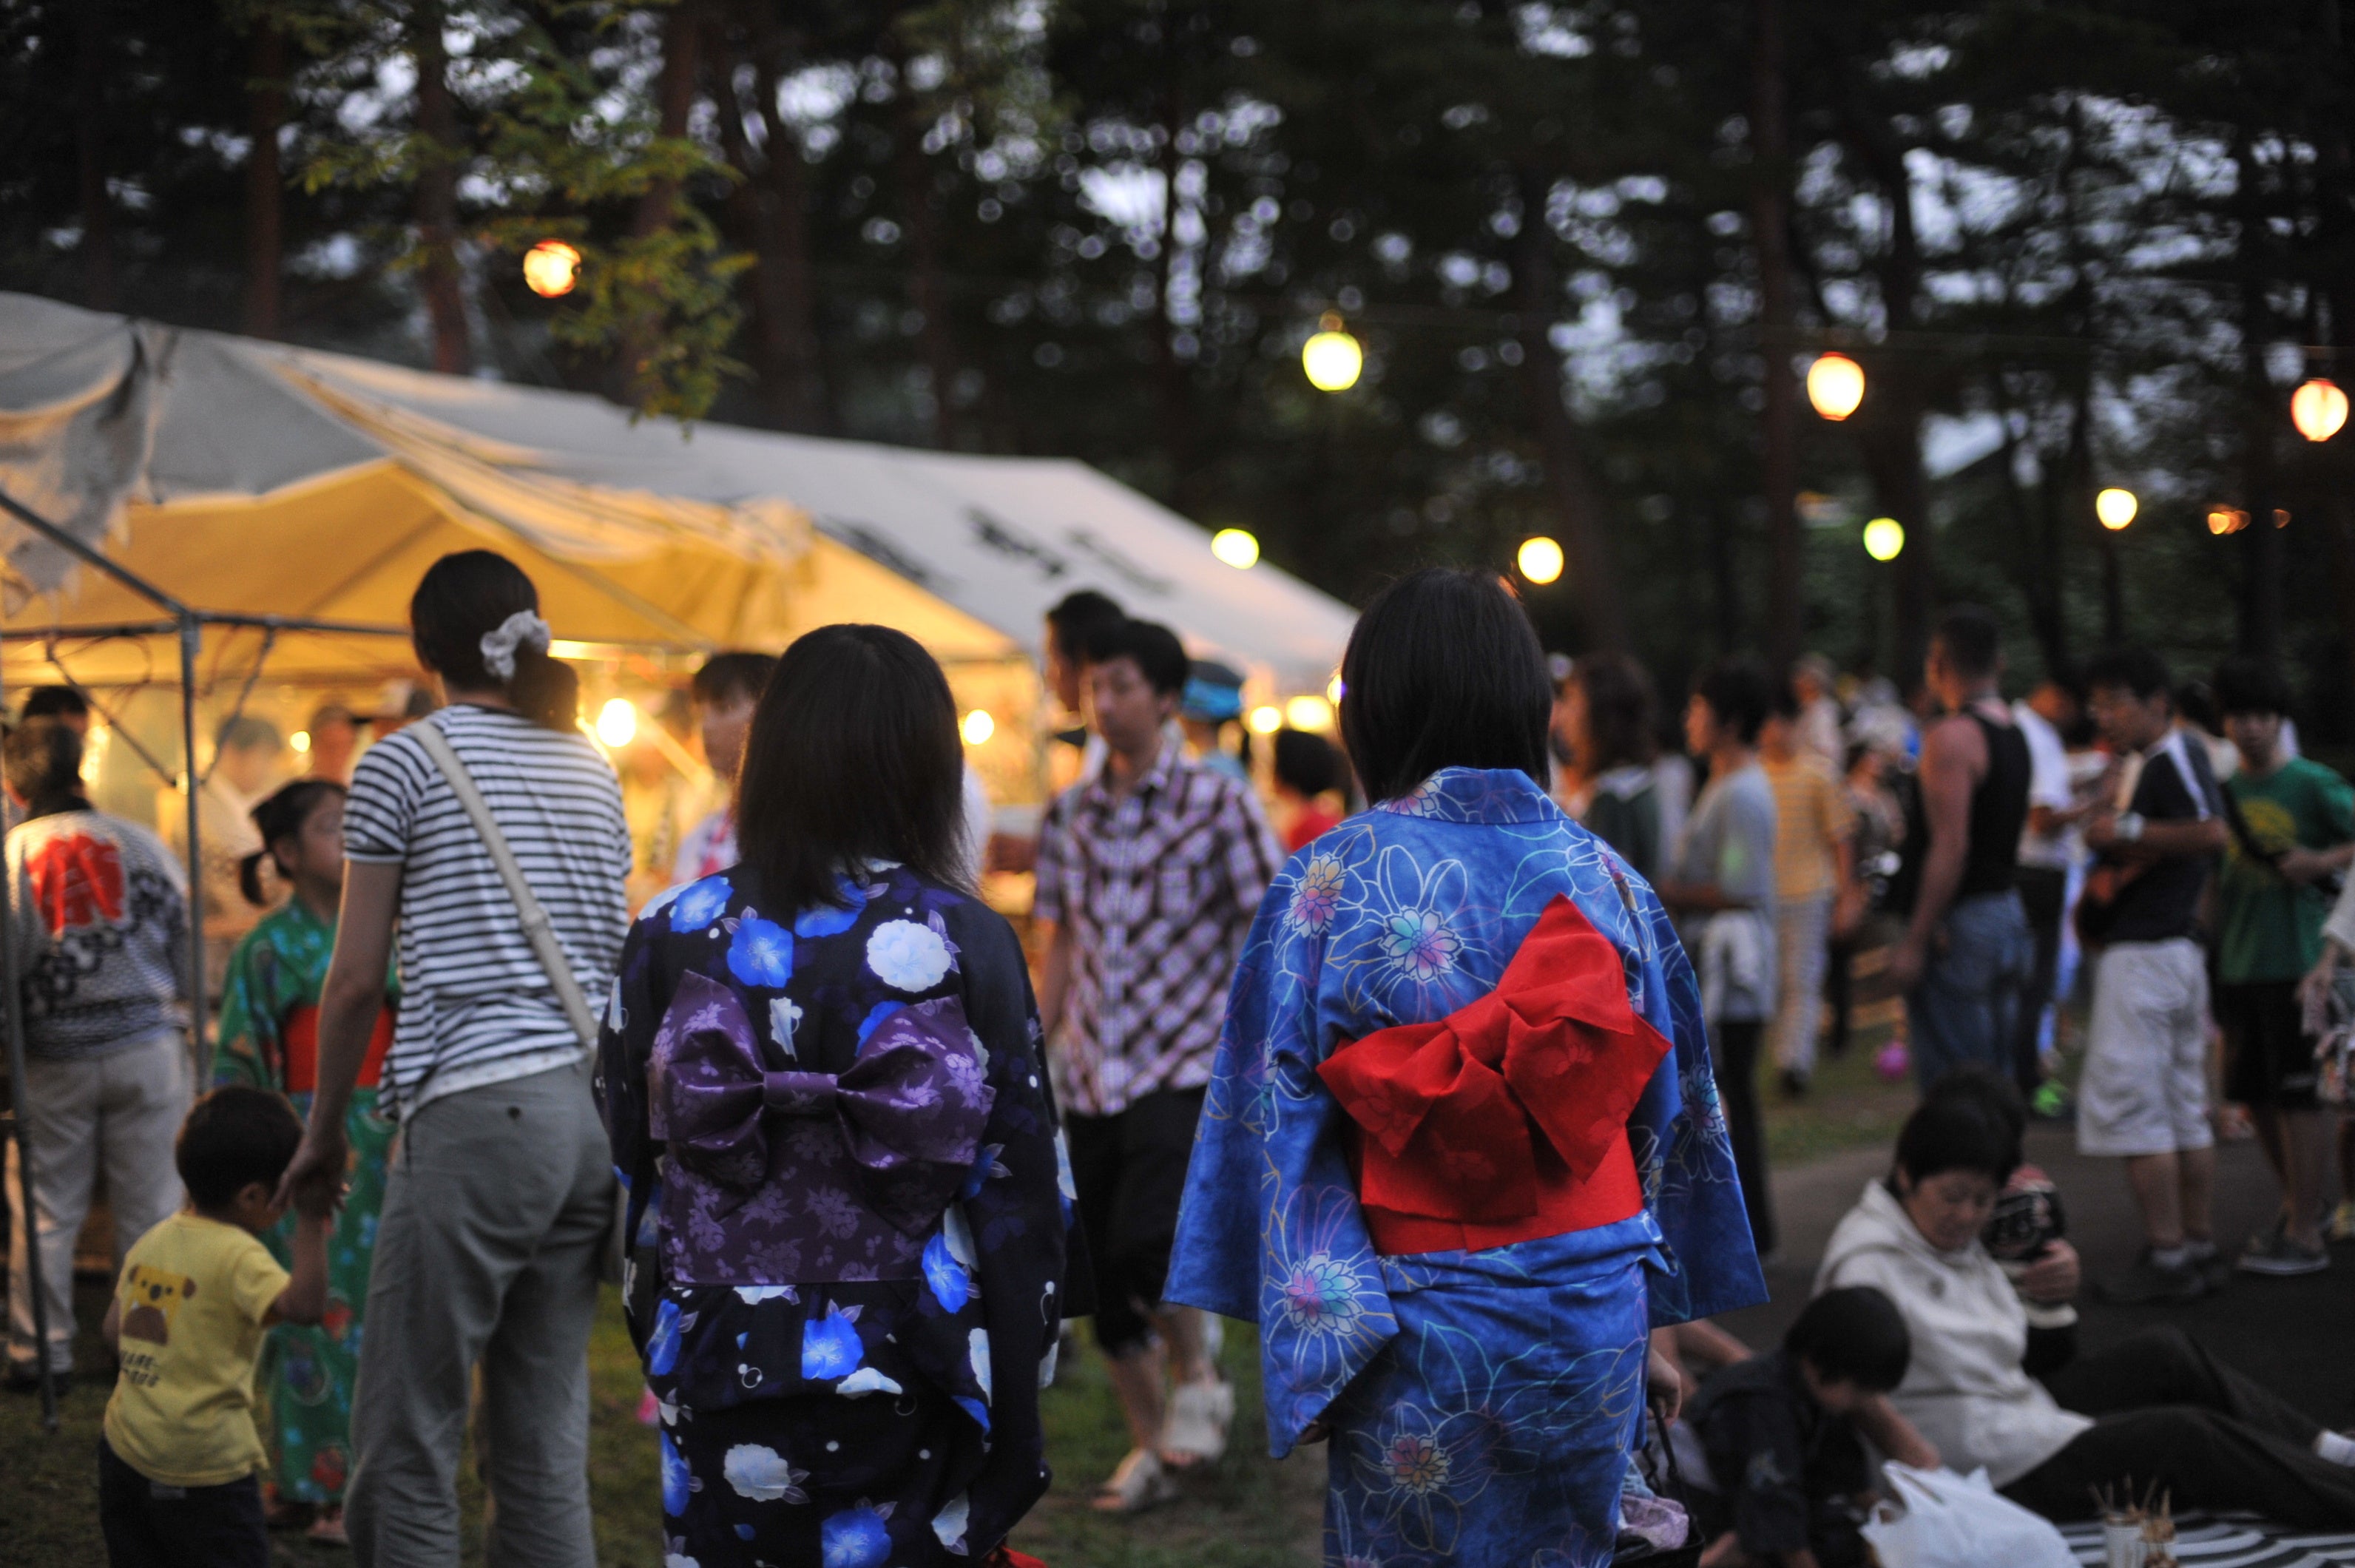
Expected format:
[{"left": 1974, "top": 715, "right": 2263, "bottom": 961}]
[
  {"left": 1168, "top": 768, "right": 1766, "bottom": 1568},
  {"left": 596, "top": 860, "right": 1087, "bottom": 1568}
]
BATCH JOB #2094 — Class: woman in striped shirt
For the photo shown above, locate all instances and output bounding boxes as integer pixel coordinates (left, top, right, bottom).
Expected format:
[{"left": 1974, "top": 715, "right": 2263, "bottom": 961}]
[{"left": 280, "top": 550, "right": 630, "bottom": 1567}]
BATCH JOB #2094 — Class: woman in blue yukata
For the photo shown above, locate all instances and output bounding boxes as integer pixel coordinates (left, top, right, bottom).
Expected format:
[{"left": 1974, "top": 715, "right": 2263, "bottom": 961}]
[
  {"left": 597, "top": 624, "right": 1085, "bottom": 1568},
  {"left": 1168, "top": 567, "right": 1768, "bottom": 1567}
]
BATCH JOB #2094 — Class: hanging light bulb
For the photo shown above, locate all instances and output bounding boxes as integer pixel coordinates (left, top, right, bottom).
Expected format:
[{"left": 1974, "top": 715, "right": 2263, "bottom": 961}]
[
  {"left": 1862, "top": 517, "right": 1905, "bottom": 561},
  {"left": 523, "top": 239, "right": 583, "bottom": 299},
  {"left": 1806, "top": 353, "right": 1866, "bottom": 421},
  {"left": 1302, "top": 312, "right": 1363, "bottom": 392},
  {"left": 1285, "top": 695, "right": 1334, "bottom": 731},
  {"left": 2292, "top": 378, "right": 2349, "bottom": 443},
  {"left": 1247, "top": 704, "right": 1283, "bottom": 735},
  {"left": 2095, "top": 488, "right": 2138, "bottom": 530},
  {"left": 1516, "top": 536, "right": 1565, "bottom": 584},
  {"left": 960, "top": 709, "right": 996, "bottom": 745}
]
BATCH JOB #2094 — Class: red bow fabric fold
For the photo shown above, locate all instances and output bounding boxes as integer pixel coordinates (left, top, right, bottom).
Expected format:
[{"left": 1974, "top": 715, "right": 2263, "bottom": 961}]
[{"left": 1317, "top": 893, "right": 1669, "bottom": 1252}]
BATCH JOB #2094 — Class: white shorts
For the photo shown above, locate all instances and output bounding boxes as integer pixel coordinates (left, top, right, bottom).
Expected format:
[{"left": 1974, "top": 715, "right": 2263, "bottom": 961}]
[{"left": 2078, "top": 938, "right": 2213, "bottom": 1158}]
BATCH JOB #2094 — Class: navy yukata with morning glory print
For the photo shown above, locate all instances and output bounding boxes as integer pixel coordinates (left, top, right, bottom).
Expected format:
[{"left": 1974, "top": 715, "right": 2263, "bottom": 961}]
[
  {"left": 1167, "top": 768, "right": 1766, "bottom": 1568},
  {"left": 595, "top": 860, "right": 1087, "bottom": 1568}
]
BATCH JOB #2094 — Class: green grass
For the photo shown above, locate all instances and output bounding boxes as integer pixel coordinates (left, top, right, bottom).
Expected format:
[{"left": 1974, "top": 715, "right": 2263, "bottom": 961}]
[{"left": 0, "top": 1282, "right": 1324, "bottom": 1567}]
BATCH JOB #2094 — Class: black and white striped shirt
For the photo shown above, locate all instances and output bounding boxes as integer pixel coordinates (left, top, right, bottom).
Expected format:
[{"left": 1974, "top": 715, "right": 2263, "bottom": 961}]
[{"left": 344, "top": 704, "right": 632, "bottom": 1115}]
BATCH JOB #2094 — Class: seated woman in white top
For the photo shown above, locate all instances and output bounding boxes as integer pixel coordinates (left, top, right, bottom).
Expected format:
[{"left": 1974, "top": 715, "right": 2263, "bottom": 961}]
[{"left": 1815, "top": 1071, "right": 2355, "bottom": 1525}]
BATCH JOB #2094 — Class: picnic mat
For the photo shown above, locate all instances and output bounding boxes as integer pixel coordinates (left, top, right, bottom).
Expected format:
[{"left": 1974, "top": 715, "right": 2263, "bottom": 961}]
[{"left": 2057, "top": 1515, "right": 2355, "bottom": 1567}]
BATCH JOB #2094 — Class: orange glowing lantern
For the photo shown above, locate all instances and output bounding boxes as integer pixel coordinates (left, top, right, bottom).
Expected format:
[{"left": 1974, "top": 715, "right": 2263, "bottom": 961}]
[
  {"left": 523, "top": 240, "right": 582, "bottom": 299},
  {"left": 2293, "top": 379, "right": 2348, "bottom": 443}
]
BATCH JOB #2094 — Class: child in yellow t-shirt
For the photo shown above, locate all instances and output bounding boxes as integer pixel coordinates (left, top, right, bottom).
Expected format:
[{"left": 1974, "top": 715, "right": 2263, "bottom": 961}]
[{"left": 99, "top": 1086, "right": 329, "bottom": 1568}]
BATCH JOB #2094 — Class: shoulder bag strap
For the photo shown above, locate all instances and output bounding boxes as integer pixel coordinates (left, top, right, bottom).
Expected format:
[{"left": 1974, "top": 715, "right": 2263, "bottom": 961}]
[{"left": 408, "top": 721, "right": 600, "bottom": 1052}]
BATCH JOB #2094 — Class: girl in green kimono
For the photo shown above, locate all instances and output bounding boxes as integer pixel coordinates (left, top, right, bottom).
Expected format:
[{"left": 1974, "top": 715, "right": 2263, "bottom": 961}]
[{"left": 212, "top": 778, "right": 396, "bottom": 1546}]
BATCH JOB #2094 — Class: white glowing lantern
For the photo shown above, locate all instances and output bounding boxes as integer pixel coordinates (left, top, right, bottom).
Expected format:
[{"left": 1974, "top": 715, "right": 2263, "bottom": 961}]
[
  {"left": 1807, "top": 353, "right": 1865, "bottom": 421},
  {"left": 595, "top": 697, "right": 638, "bottom": 748},
  {"left": 1862, "top": 517, "right": 1905, "bottom": 561},
  {"left": 1210, "top": 528, "right": 1260, "bottom": 569},
  {"left": 1302, "top": 313, "right": 1363, "bottom": 392},
  {"left": 960, "top": 709, "right": 996, "bottom": 746},
  {"left": 1517, "top": 535, "right": 1565, "bottom": 585},
  {"left": 2095, "top": 488, "right": 2137, "bottom": 530},
  {"left": 2292, "top": 378, "right": 2349, "bottom": 443}
]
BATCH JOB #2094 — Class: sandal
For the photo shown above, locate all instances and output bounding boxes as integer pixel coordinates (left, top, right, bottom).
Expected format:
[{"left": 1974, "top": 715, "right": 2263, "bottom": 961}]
[
  {"left": 1091, "top": 1447, "right": 1178, "bottom": 1513},
  {"left": 307, "top": 1507, "right": 349, "bottom": 1547},
  {"left": 1158, "top": 1376, "right": 1235, "bottom": 1469}
]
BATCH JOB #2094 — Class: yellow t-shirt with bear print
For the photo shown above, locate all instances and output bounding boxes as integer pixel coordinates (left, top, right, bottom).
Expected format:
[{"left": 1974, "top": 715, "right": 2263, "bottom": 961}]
[{"left": 103, "top": 1212, "right": 288, "bottom": 1487}]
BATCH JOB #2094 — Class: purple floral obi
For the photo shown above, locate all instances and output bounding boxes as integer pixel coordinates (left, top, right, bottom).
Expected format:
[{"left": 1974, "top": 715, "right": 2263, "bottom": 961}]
[{"left": 648, "top": 970, "right": 996, "bottom": 1285}]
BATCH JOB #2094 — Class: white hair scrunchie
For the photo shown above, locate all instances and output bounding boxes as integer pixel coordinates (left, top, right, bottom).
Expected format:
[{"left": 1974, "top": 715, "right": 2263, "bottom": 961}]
[{"left": 479, "top": 609, "right": 553, "bottom": 682}]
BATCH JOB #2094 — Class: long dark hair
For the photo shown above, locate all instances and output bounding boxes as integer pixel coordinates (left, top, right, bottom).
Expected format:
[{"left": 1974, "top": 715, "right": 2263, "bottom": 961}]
[
  {"left": 735, "top": 624, "right": 968, "bottom": 910},
  {"left": 239, "top": 779, "right": 346, "bottom": 907},
  {"left": 1338, "top": 567, "right": 1552, "bottom": 802},
  {"left": 408, "top": 551, "right": 578, "bottom": 732},
  {"left": 1574, "top": 653, "right": 1658, "bottom": 773}
]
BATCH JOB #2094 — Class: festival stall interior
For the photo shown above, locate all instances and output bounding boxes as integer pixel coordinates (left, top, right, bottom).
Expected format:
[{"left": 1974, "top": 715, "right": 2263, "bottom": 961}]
[{"left": 0, "top": 290, "right": 1357, "bottom": 949}]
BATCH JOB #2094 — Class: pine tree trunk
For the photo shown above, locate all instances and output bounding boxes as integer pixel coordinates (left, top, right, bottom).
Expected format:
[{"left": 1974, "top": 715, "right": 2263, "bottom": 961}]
[
  {"left": 1155, "top": 73, "right": 1196, "bottom": 506},
  {"left": 888, "top": 31, "right": 958, "bottom": 449},
  {"left": 1751, "top": 0, "right": 1802, "bottom": 669},
  {"left": 719, "top": 32, "right": 834, "bottom": 433},
  {"left": 243, "top": 17, "right": 285, "bottom": 340},
  {"left": 412, "top": 0, "right": 470, "bottom": 374},
  {"left": 1513, "top": 163, "right": 1628, "bottom": 652},
  {"left": 75, "top": 0, "right": 118, "bottom": 310}
]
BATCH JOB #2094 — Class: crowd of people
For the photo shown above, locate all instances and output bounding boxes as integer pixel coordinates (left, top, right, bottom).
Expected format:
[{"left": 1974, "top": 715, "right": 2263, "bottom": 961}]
[{"left": 2, "top": 545, "right": 2352, "bottom": 1567}]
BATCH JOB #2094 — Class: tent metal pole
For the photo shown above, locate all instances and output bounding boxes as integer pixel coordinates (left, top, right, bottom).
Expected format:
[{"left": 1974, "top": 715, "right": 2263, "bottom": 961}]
[
  {"left": 0, "top": 488, "right": 190, "bottom": 620},
  {"left": 178, "top": 615, "right": 205, "bottom": 1062},
  {"left": 0, "top": 629, "right": 60, "bottom": 1429}
]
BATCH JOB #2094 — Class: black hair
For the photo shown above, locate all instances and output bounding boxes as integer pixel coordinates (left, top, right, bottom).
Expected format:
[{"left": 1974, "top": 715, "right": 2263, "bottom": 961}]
[
  {"left": 692, "top": 651, "right": 780, "bottom": 709},
  {"left": 1045, "top": 589, "right": 1127, "bottom": 667},
  {"left": 1092, "top": 618, "right": 1191, "bottom": 697},
  {"left": 1695, "top": 657, "right": 1774, "bottom": 747},
  {"left": 1274, "top": 728, "right": 1341, "bottom": 797},
  {"left": 408, "top": 550, "right": 580, "bottom": 732},
  {"left": 2084, "top": 646, "right": 2173, "bottom": 705},
  {"left": 1768, "top": 674, "right": 1802, "bottom": 722},
  {"left": 2212, "top": 655, "right": 2292, "bottom": 720},
  {"left": 1932, "top": 604, "right": 2001, "bottom": 680},
  {"left": 1894, "top": 1066, "right": 2023, "bottom": 1187},
  {"left": 736, "top": 624, "right": 968, "bottom": 911},
  {"left": 1575, "top": 653, "right": 1658, "bottom": 772},
  {"left": 1785, "top": 1286, "right": 1912, "bottom": 1393},
  {"left": 239, "top": 779, "right": 346, "bottom": 906},
  {"left": 307, "top": 703, "right": 357, "bottom": 733},
  {"left": 2175, "top": 680, "right": 2220, "bottom": 737},
  {"left": 1339, "top": 567, "right": 1552, "bottom": 802},
  {"left": 4, "top": 718, "right": 86, "bottom": 817},
  {"left": 214, "top": 714, "right": 282, "bottom": 756},
  {"left": 176, "top": 1086, "right": 305, "bottom": 1210},
  {"left": 20, "top": 686, "right": 89, "bottom": 723}
]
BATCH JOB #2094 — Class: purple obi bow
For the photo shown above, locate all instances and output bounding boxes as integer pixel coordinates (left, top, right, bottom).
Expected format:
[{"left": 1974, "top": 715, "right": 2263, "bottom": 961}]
[{"left": 649, "top": 970, "right": 996, "bottom": 1236}]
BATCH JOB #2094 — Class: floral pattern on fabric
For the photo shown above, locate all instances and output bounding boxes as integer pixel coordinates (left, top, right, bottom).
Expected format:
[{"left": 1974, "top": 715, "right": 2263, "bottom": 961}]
[
  {"left": 1166, "top": 767, "right": 1765, "bottom": 1567},
  {"left": 598, "top": 862, "right": 1084, "bottom": 1567},
  {"left": 209, "top": 896, "right": 398, "bottom": 1506}
]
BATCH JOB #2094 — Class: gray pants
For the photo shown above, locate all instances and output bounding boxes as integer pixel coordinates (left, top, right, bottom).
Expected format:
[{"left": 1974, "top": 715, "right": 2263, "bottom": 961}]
[
  {"left": 347, "top": 1059, "right": 613, "bottom": 1568},
  {"left": 6, "top": 1032, "right": 189, "bottom": 1376}
]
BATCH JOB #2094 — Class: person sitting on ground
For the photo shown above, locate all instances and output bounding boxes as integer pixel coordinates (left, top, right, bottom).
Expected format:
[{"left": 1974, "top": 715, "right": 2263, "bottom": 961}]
[
  {"left": 1271, "top": 726, "right": 1344, "bottom": 851},
  {"left": 1688, "top": 1286, "right": 1939, "bottom": 1568},
  {"left": 99, "top": 1086, "right": 330, "bottom": 1568},
  {"left": 1815, "top": 1069, "right": 2355, "bottom": 1524}
]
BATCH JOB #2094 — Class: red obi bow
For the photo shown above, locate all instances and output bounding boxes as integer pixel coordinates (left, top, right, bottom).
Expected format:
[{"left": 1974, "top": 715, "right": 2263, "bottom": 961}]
[{"left": 1316, "top": 893, "right": 1670, "bottom": 1255}]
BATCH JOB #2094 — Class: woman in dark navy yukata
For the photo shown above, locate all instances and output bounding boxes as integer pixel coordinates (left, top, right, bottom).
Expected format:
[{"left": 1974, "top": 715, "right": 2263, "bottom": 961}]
[
  {"left": 1168, "top": 568, "right": 1768, "bottom": 1567},
  {"left": 596, "top": 624, "right": 1086, "bottom": 1568}
]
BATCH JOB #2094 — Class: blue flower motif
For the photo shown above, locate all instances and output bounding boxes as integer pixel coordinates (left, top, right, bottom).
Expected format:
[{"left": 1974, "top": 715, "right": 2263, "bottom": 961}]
[
  {"left": 800, "top": 1306, "right": 863, "bottom": 1380},
  {"left": 922, "top": 1231, "right": 972, "bottom": 1313},
  {"left": 728, "top": 915, "right": 794, "bottom": 989},
  {"left": 646, "top": 1297, "right": 683, "bottom": 1376},
  {"left": 956, "top": 1143, "right": 1010, "bottom": 1202},
  {"left": 855, "top": 1001, "right": 905, "bottom": 1050},
  {"left": 820, "top": 1504, "right": 893, "bottom": 1568},
  {"left": 953, "top": 1394, "right": 991, "bottom": 1433},
  {"left": 794, "top": 881, "right": 868, "bottom": 938},
  {"left": 669, "top": 876, "right": 732, "bottom": 933},
  {"left": 660, "top": 1429, "right": 692, "bottom": 1516}
]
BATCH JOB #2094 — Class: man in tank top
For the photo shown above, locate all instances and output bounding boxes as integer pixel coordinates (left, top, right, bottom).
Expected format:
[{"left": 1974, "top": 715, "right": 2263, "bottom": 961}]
[{"left": 1887, "top": 606, "right": 2035, "bottom": 1090}]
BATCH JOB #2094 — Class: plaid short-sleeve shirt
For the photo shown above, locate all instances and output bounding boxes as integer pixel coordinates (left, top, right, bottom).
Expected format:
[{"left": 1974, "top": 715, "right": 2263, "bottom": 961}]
[{"left": 1033, "top": 745, "right": 1282, "bottom": 1116}]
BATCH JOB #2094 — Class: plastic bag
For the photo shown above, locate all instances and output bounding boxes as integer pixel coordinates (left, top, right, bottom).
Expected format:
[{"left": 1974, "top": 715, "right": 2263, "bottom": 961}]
[{"left": 1859, "top": 1464, "right": 2076, "bottom": 1568}]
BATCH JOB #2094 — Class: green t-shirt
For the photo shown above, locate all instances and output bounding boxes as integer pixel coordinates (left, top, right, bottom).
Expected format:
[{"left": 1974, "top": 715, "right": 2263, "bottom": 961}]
[{"left": 2217, "top": 755, "right": 2355, "bottom": 982}]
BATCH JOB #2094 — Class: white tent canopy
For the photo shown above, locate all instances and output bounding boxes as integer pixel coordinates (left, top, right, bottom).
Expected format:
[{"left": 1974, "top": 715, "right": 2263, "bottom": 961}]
[{"left": 0, "top": 291, "right": 1355, "bottom": 696}]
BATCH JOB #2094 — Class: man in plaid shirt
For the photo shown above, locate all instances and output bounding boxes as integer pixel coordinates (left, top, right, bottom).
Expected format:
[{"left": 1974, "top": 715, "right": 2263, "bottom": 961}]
[{"left": 1035, "top": 617, "right": 1282, "bottom": 1510}]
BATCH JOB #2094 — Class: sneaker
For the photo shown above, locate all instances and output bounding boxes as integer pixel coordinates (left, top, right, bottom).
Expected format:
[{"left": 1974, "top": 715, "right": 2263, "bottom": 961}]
[
  {"left": 2237, "top": 1230, "right": 2331, "bottom": 1277},
  {"left": 2096, "top": 1252, "right": 2206, "bottom": 1305},
  {"left": 2183, "top": 1240, "right": 2232, "bottom": 1291},
  {"left": 1779, "top": 1067, "right": 1810, "bottom": 1098},
  {"left": 2329, "top": 1200, "right": 2355, "bottom": 1244}
]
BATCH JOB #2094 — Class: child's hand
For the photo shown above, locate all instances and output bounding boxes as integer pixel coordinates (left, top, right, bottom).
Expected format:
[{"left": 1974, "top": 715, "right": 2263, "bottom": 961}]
[{"left": 291, "top": 1179, "right": 343, "bottom": 1222}]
